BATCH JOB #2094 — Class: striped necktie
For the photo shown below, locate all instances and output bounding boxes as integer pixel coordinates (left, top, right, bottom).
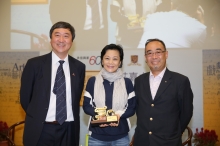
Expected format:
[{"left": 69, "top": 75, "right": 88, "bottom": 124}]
[{"left": 53, "top": 60, "right": 67, "bottom": 125}]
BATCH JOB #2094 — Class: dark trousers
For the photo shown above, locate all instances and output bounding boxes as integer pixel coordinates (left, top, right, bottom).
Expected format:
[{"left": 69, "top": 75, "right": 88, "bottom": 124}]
[{"left": 37, "top": 121, "right": 75, "bottom": 146}]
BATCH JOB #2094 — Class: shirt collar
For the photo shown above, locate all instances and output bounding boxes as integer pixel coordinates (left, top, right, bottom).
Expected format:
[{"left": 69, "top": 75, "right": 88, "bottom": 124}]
[
  {"left": 150, "top": 67, "right": 166, "bottom": 78},
  {"left": 52, "top": 51, "right": 69, "bottom": 65}
]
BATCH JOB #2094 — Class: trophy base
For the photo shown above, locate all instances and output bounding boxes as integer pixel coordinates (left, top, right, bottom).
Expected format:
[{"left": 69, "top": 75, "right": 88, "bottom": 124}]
[
  {"left": 91, "top": 120, "right": 118, "bottom": 127},
  {"left": 91, "top": 116, "right": 118, "bottom": 126}
]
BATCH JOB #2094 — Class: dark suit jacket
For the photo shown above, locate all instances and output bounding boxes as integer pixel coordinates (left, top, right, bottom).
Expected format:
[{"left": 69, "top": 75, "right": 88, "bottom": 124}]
[
  {"left": 20, "top": 52, "right": 85, "bottom": 146},
  {"left": 133, "top": 69, "right": 193, "bottom": 146}
]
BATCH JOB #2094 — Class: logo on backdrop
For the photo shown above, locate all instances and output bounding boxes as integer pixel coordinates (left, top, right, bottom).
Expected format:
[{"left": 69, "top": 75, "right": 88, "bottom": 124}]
[
  {"left": 77, "top": 56, "right": 101, "bottom": 65},
  {"left": 88, "top": 56, "right": 101, "bottom": 65},
  {"left": 128, "top": 55, "right": 141, "bottom": 66}
]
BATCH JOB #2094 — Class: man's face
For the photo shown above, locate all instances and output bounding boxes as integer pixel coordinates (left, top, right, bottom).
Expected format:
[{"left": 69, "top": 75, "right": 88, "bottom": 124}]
[
  {"left": 145, "top": 41, "right": 168, "bottom": 75},
  {"left": 50, "top": 28, "right": 73, "bottom": 59}
]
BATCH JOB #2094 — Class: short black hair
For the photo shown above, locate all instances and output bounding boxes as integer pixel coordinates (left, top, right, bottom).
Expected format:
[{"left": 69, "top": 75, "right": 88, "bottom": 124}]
[
  {"left": 101, "top": 44, "right": 124, "bottom": 68},
  {"left": 145, "top": 38, "right": 167, "bottom": 51},
  {"left": 49, "top": 21, "right": 75, "bottom": 41}
]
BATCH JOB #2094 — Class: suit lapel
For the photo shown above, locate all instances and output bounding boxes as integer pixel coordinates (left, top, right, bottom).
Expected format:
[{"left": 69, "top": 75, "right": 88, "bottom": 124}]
[
  {"left": 143, "top": 72, "right": 153, "bottom": 102},
  {"left": 42, "top": 52, "right": 52, "bottom": 102},
  {"left": 154, "top": 69, "right": 172, "bottom": 101},
  {"left": 68, "top": 56, "right": 77, "bottom": 104}
]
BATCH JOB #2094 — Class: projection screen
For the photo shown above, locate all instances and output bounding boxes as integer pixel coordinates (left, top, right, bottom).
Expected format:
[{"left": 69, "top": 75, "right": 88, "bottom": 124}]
[{"left": 10, "top": 0, "right": 220, "bottom": 51}]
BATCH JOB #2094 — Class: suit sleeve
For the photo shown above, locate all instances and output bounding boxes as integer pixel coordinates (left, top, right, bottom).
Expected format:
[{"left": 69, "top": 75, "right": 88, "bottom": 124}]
[
  {"left": 179, "top": 77, "right": 193, "bottom": 133},
  {"left": 20, "top": 59, "right": 35, "bottom": 112}
]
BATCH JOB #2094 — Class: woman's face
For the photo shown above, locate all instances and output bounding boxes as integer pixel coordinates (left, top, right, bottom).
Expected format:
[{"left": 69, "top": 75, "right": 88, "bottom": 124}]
[{"left": 102, "top": 49, "right": 121, "bottom": 73}]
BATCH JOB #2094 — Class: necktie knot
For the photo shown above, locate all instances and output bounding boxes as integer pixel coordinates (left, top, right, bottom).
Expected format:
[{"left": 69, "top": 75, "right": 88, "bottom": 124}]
[{"left": 59, "top": 60, "right": 65, "bottom": 65}]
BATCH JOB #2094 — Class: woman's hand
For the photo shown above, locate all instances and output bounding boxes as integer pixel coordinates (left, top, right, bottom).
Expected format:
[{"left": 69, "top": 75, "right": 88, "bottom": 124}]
[
  {"left": 99, "top": 124, "right": 109, "bottom": 127},
  {"left": 109, "top": 114, "right": 120, "bottom": 127},
  {"left": 99, "top": 116, "right": 109, "bottom": 127}
]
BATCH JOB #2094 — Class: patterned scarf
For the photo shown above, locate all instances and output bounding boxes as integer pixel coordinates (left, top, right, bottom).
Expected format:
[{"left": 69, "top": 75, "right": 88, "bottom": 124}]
[{"left": 94, "top": 68, "right": 128, "bottom": 112}]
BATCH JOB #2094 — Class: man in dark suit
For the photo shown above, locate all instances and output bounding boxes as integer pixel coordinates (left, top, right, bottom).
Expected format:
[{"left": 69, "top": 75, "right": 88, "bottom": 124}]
[
  {"left": 133, "top": 38, "right": 193, "bottom": 146},
  {"left": 20, "top": 21, "right": 85, "bottom": 146}
]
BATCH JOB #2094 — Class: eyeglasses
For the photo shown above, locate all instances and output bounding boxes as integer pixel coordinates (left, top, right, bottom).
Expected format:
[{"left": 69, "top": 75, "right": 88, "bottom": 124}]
[{"left": 145, "top": 50, "right": 166, "bottom": 57}]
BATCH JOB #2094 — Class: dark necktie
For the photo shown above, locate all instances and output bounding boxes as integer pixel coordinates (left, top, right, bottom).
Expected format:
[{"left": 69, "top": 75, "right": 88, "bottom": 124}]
[
  {"left": 90, "top": 0, "right": 100, "bottom": 29},
  {"left": 53, "top": 60, "right": 67, "bottom": 125}
]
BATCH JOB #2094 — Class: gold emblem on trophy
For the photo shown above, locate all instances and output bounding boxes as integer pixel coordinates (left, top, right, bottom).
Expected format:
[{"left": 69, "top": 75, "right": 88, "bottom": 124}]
[{"left": 91, "top": 106, "right": 118, "bottom": 126}]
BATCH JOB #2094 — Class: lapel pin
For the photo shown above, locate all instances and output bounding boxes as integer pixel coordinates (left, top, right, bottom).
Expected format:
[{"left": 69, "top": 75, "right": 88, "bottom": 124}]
[
  {"left": 72, "top": 73, "right": 75, "bottom": 76},
  {"left": 165, "top": 81, "right": 167, "bottom": 83}
]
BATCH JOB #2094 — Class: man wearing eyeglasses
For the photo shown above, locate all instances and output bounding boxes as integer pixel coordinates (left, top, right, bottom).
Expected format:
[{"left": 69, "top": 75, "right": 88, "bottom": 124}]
[{"left": 133, "top": 38, "right": 193, "bottom": 146}]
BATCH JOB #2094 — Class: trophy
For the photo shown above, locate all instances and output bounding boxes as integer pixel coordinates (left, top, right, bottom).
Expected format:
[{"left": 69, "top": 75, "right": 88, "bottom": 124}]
[{"left": 91, "top": 106, "right": 118, "bottom": 126}]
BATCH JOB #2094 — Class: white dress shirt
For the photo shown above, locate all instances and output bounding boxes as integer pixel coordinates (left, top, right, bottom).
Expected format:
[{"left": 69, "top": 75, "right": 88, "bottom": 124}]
[
  {"left": 149, "top": 67, "right": 166, "bottom": 99},
  {"left": 45, "top": 51, "right": 74, "bottom": 121}
]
